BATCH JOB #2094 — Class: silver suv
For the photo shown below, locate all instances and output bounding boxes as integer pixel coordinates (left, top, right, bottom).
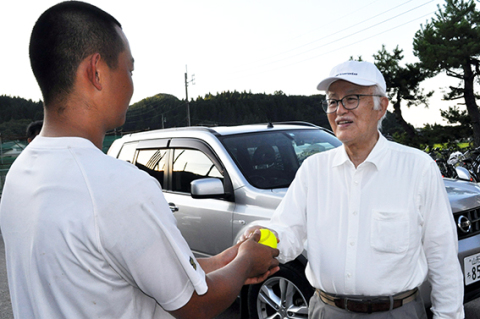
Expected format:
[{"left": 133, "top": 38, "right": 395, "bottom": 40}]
[{"left": 108, "top": 122, "right": 480, "bottom": 318}]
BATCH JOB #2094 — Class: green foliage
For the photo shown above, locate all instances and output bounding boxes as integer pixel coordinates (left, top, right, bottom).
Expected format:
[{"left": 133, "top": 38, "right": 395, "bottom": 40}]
[
  {"left": 380, "top": 112, "right": 404, "bottom": 137},
  {"left": 441, "top": 105, "right": 472, "bottom": 126},
  {"left": 0, "top": 95, "right": 43, "bottom": 140},
  {"left": 414, "top": 0, "right": 480, "bottom": 72},
  {"left": 374, "top": 45, "right": 434, "bottom": 108},
  {"left": 0, "top": 95, "right": 43, "bottom": 123},
  {"left": 0, "top": 119, "right": 33, "bottom": 139},
  {"left": 0, "top": 91, "right": 474, "bottom": 154},
  {"left": 122, "top": 91, "right": 331, "bottom": 131},
  {"left": 419, "top": 123, "right": 470, "bottom": 150},
  {"left": 123, "top": 93, "right": 183, "bottom": 132},
  {"left": 413, "top": 0, "right": 480, "bottom": 146}
]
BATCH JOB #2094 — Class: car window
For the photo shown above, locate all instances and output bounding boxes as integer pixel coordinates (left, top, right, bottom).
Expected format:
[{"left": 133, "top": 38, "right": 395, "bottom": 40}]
[
  {"left": 291, "top": 131, "right": 339, "bottom": 165},
  {"left": 220, "top": 129, "right": 341, "bottom": 189},
  {"left": 172, "top": 149, "right": 223, "bottom": 193},
  {"left": 135, "top": 149, "right": 168, "bottom": 188},
  {"left": 117, "top": 142, "right": 138, "bottom": 163}
]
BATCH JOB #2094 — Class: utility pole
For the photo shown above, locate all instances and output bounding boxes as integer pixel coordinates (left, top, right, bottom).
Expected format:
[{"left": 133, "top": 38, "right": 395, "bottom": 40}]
[{"left": 184, "top": 65, "right": 195, "bottom": 126}]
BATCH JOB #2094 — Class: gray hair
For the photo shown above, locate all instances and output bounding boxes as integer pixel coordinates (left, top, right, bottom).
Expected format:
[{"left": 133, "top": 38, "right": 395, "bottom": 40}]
[{"left": 372, "top": 85, "right": 387, "bottom": 130}]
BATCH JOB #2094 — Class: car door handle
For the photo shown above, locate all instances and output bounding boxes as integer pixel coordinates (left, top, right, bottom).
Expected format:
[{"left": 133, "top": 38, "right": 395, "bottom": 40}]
[{"left": 168, "top": 203, "right": 179, "bottom": 213}]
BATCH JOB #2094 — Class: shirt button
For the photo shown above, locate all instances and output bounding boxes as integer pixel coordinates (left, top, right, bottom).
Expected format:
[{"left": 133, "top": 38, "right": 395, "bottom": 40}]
[
  {"left": 347, "top": 273, "right": 352, "bottom": 278},
  {"left": 350, "top": 241, "right": 355, "bottom": 246},
  {"left": 352, "top": 211, "right": 357, "bottom": 216}
]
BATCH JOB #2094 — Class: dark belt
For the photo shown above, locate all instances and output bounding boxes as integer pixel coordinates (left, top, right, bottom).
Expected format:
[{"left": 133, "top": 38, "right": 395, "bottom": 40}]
[{"left": 316, "top": 288, "right": 418, "bottom": 314}]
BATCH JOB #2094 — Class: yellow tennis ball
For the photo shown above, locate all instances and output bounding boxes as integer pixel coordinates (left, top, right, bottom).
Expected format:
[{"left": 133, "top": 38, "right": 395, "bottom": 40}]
[{"left": 258, "top": 229, "right": 277, "bottom": 248}]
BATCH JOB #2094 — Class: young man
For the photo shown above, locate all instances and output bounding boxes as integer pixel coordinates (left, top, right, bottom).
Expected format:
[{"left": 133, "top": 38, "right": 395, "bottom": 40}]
[
  {"left": 0, "top": 2, "right": 279, "bottom": 318},
  {"left": 242, "top": 61, "right": 464, "bottom": 318}
]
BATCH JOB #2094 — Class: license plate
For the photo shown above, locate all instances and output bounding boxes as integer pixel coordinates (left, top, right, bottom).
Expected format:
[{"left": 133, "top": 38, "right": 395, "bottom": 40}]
[{"left": 464, "top": 252, "right": 480, "bottom": 285}]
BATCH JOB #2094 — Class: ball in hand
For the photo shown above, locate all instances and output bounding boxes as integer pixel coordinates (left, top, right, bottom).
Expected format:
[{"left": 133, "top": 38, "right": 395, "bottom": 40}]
[{"left": 258, "top": 229, "right": 277, "bottom": 248}]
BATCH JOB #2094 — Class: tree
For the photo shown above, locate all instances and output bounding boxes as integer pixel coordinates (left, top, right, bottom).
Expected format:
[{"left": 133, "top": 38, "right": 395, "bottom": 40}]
[
  {"left": 373, "top": 45, "right": 433, "bottom": 146},
  {"left": 413, "top": 0, "right": 480, "bottom": 146},
  {"left": 440, "top": 105, "right": 473, "bottom": 139}
]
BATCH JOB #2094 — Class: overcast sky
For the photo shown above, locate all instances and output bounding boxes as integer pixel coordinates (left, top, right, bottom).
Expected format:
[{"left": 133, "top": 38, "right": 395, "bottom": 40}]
[{"left": 1, "top": 0, "right": 463, "bottom": 127}]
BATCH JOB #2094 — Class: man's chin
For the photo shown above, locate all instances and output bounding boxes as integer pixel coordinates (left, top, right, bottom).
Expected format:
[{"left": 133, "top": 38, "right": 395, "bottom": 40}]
[{"left": 335, "top": 132, "right": 352, "bottom": 143}]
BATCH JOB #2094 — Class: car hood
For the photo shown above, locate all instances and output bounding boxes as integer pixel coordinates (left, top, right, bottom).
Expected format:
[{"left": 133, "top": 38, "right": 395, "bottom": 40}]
[
  {"left": 444, "top": 178, "right": 480, "bottom": 213},
  {"left": 271, "top": 188, "right": 288, "bottom": 196}
]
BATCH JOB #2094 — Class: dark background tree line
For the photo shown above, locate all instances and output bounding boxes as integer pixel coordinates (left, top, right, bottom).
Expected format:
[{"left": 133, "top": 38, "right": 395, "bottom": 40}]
[
  {"left": 0, "top": 90, "right": 464, "bottom": 149},
  {"left": 0, "top": 0, "right": 478, "bottom": 152}
]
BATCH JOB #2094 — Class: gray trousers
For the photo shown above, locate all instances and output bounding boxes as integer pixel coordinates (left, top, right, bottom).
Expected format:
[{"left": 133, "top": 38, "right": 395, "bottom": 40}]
[{"left": 308, "top": 291, "right": 428, "bottom": 319}]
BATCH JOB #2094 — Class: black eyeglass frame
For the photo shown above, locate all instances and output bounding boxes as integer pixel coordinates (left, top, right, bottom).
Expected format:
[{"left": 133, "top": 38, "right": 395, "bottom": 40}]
[{"left": 321, "top": 94, "right": 383, "bottom": 114}]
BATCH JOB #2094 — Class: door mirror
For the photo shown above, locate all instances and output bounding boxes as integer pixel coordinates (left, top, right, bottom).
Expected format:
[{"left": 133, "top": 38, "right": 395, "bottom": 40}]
[{"left": 191, "top": 178, "right": 225, "bottom": 199}]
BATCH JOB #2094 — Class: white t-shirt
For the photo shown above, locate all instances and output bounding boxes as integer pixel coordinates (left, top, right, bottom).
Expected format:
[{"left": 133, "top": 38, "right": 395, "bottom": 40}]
[
  {"left": 260, "top": 134, "right": 464, "bottom": 318},
  {"left": 0, "top": 136, "right": 207, "bottom": 318}
]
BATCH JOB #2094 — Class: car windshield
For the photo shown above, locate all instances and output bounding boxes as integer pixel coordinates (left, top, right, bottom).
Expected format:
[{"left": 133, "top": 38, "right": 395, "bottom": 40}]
[{"left": 220, "top": 129, "right": 341, "bottom": 189}]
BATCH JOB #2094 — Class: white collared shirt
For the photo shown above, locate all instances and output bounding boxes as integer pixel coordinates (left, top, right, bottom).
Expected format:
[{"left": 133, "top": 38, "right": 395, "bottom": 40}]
[{"left": 263, "top": 134, "right": 464, "bottom": 318}]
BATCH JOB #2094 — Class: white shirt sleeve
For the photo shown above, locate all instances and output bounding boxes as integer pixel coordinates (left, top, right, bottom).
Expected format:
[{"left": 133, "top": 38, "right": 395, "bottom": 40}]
[
  {"left": 420, "top": 161, "right": 464, "bottom": 318},
  {"left": 258, "top": 160, "right": 310, "bottom": 264},
  {"left": 97, "top": 175, "right": 207, "bottom": 311}
]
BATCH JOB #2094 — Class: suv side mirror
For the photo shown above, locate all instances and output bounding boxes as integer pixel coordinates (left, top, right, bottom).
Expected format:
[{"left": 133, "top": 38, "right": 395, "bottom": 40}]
[{"left": 191, "top": 178, "right": 225, "bottom": 199}]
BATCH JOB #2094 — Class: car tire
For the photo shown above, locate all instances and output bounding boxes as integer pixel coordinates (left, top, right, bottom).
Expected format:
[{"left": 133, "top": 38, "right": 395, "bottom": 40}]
[{"left": 247, "top": 261, "right": 314, "bottom": 319}]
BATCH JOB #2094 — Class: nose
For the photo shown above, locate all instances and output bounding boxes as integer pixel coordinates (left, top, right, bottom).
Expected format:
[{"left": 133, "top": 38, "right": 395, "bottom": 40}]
[{"left": 335, "top": 100, "right": 349, "bottom": 115}]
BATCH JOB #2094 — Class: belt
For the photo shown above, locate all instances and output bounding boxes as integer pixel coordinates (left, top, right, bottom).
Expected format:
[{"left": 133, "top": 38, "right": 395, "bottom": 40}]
[{"left": 316, "top": 288, "right": 418, "bottom": 314}]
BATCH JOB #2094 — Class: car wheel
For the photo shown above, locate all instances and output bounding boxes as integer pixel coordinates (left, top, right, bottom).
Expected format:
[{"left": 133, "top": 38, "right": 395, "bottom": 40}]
[{"left": 247, "top": 261, "right": 314, "bottom": 319}]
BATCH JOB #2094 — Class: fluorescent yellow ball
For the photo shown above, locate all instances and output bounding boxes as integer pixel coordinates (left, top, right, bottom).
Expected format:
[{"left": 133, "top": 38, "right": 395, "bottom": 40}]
[{"left": 258, "top": 229, "right": 277, "bottom": 248}]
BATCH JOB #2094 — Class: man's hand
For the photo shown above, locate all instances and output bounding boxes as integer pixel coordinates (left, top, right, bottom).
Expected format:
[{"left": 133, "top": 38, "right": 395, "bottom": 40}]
[
  {"left": 238, "top": 225, "right": 279, "bottom": 245},
  {"left": 237, "top": 230, "right": 280, "bottom": 281},
  {"left": 244, "top": 266, "right": 280, "bottom": 285},
  {"left": 171, "top": 230, "right": 280, "bottom": 319},
  {"left": 198, "top": 229, "right": 280, "bottom": 285}
]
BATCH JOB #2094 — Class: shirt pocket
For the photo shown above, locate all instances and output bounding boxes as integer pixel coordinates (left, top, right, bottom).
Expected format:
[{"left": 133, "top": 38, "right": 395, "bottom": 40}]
[{"left": 370, "top": 211, "right": 409, "bottom": 254}]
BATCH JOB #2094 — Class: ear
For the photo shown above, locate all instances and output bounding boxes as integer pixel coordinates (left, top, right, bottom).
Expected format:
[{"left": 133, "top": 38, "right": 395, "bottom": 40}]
[
  {"left": 86, "top": 53, "right": 103, "bottom": 91},
  {"left": 377, "top": 96, "right": 389, "bottom": 120}
]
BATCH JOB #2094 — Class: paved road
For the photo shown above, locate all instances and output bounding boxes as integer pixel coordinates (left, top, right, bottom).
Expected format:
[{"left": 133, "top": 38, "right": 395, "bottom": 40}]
[{"left": 0, "top": 233, "right": 478, "bottom": 319}]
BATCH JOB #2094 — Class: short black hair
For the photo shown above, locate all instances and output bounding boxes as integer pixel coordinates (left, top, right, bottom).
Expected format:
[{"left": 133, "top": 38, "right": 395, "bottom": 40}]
[
  {"left": 29, "top": 1, "right": 124, "bottom": 106},
  {"left": 26, "top": 120, "right": 43, "bottom": 139}
]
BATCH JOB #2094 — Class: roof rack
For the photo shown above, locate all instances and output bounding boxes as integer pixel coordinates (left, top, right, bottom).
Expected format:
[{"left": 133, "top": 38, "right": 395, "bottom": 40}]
[
  {"left": 273, "top": 121, "right": 318, "bottom": 128},
  {"left": 272, "top": 121, "right": 334, "bottom": 134}
]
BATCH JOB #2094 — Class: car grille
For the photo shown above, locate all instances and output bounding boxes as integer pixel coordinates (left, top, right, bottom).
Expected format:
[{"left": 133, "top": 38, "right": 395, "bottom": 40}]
[{"left": 454, "top": 207, "right": 480, "bottom": 240}]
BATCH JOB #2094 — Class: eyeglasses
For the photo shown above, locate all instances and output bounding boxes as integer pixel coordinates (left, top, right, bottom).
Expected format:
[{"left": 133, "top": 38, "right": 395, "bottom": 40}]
[{"left": 321, "top": 94, "right": 383, "bottom": 114}]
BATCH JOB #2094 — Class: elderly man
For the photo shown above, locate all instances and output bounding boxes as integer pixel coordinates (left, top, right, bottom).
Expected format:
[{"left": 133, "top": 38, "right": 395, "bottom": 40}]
[
  {"left": 0, "top": 2, "right": 279, "bottom": 319},
  {"left": 243, "top": 61, "right": 464, "bottom": 318}
]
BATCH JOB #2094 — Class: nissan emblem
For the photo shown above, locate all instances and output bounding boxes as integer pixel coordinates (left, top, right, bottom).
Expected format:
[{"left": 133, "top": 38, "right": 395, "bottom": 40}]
[{"left": 458, "top": 215, "right": 472, "bottom": 233}]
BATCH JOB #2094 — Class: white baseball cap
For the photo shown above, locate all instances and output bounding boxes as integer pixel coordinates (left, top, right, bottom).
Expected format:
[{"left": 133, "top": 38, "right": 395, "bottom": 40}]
[{"left": 316, "top": 61, "right": 386, "bottom": 92}]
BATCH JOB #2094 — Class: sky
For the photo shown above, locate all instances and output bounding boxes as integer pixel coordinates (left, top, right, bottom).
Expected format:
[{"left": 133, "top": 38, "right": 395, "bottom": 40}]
[{"left": 0, "top": 0, "right": 464, "bottom": 127}]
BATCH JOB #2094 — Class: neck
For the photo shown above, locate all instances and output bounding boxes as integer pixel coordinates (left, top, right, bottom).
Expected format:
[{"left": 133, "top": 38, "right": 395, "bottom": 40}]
[
  {"left": 344, "top": 132, "right": 380, "bottom": 168},
  {"left": 41, "top": 103, "right": 106, "bottom": 150}
]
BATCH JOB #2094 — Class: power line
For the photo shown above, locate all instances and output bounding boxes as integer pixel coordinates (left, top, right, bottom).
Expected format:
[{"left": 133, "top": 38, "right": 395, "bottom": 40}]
[
  {"left": 185, "top": 65, "right": 195, "bottom": 126},
  {"left": 226, "top": 1, "right": 435, "bottom": 81},
  {"left": 272, "top": 0, "right": 434, "bottom": 65},
  {"left": 240, "top": 10, "right": 436, "bottom": 79},
  {"left": 230, "top": 0, "right": 415, "bottom": 74}
]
